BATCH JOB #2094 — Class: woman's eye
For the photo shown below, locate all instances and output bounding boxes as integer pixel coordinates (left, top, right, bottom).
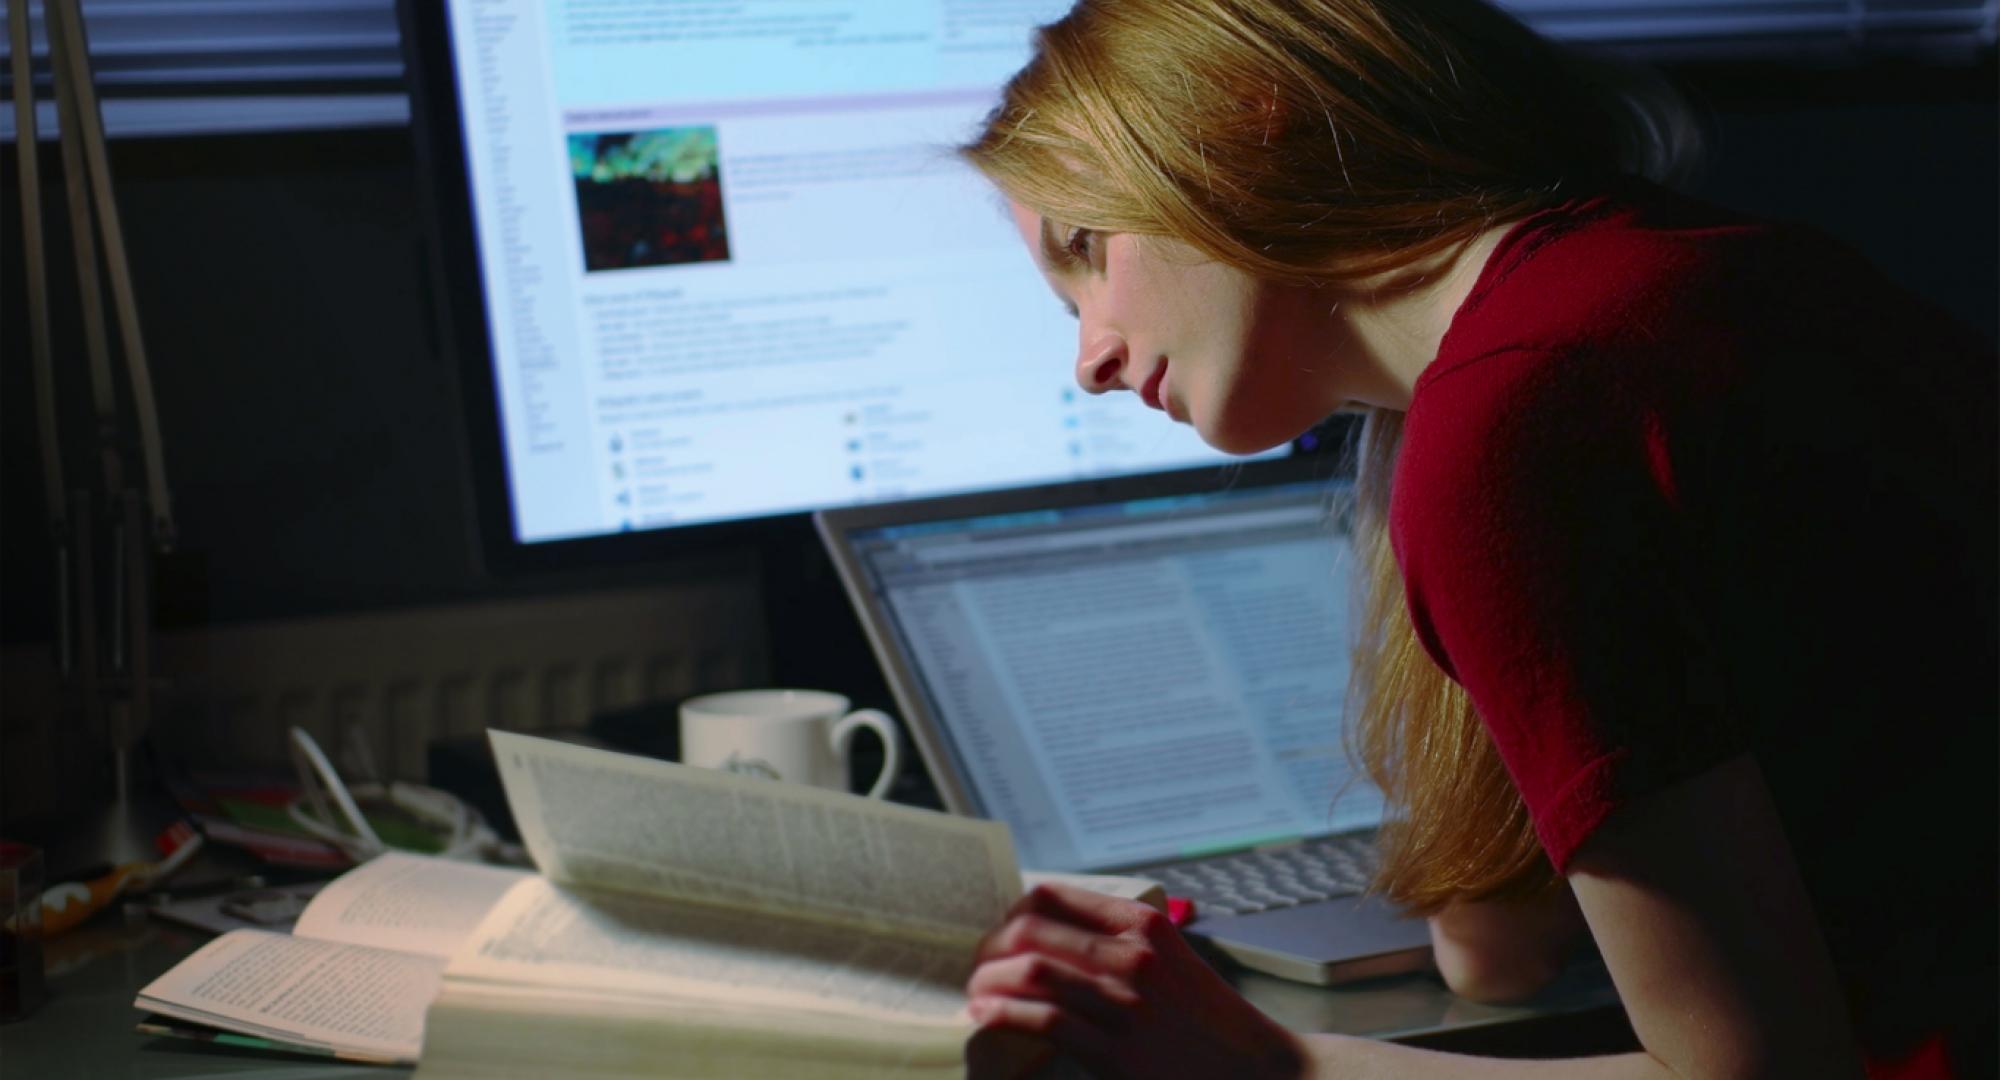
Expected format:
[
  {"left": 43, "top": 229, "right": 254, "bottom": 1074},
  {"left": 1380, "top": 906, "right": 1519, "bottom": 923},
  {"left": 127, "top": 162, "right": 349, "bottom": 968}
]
[{"left": 1063, "top": 227, "right": 1095, "bottom": 264}]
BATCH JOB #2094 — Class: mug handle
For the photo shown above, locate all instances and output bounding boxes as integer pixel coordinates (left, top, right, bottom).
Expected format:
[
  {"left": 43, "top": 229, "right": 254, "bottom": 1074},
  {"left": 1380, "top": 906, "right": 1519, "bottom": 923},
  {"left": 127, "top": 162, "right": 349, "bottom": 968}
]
[{"left": 829, "top": 709, "right": 902, "bottom": 799}]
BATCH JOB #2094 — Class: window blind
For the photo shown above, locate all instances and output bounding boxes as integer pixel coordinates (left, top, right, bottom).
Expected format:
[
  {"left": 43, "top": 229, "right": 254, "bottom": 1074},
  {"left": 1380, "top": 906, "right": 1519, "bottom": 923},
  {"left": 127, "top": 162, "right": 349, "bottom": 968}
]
[
  {"left": 1, "top": 0, "right": 1993, "bottom": 140},
  {"left": 1511, "top": 0, "right": 1998, "bottom": 61},
  {"left": 1, "top": 0, "right": 405, "bottom": 139}
]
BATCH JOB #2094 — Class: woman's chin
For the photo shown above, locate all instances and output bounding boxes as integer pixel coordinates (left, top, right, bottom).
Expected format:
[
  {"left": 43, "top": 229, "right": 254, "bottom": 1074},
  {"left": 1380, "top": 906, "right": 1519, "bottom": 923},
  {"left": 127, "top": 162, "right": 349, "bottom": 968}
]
[
  {"left": 1192, "top": 426, "right": 1288, "bottom": 456},
  {"left": 1192, "top": 415, "right": 1298, "bottom": 457}
]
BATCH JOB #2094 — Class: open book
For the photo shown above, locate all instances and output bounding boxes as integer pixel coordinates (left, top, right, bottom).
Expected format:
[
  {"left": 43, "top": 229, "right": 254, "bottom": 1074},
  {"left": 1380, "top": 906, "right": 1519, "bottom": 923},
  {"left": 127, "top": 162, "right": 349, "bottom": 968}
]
[
  {"left": 134, "top": 851, "right": 529, "bottom": 1062},
  {"left": 413, "top": 730, "right": 1023, "bottom": 1078},
  {"left": 140, "top": 732, "right": 1027, "bottom": 1074}
]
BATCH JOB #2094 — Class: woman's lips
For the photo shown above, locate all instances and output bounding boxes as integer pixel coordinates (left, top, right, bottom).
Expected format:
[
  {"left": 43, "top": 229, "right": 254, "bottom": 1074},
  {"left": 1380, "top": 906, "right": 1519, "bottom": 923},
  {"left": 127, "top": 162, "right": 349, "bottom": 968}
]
[{"left": 1140, "top": 362, "right": 1168, "bottom": 411}]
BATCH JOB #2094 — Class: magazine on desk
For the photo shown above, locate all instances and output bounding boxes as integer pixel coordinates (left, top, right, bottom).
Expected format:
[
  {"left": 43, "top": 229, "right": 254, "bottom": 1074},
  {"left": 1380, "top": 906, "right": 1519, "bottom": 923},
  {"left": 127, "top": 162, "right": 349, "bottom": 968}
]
[{"left": 137, "top": 731, "right": 1051, "bottom": 1076}]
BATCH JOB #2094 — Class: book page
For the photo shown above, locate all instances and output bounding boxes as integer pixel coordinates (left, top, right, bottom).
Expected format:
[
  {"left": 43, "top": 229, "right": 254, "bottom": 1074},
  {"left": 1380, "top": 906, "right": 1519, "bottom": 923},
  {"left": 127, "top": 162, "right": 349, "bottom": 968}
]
[
  {"left": 446, "top": 877, "right": 970, "bottom": 1024},
  {"left": 292, "top": 852, "right": 532, "bottom": 959},
  {"left": 489, "top": 730, "right": 1020, "bottom": 942},
  {"left": 134, "top": 929, "right": 442, "bottom": 1062}
]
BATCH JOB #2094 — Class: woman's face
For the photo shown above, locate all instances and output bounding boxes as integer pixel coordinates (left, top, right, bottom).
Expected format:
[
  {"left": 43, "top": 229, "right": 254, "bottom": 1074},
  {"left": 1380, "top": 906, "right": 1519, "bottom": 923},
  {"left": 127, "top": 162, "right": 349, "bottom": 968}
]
[{"left": 1008, "top": 201, "right": 1360, "bottom": 454}]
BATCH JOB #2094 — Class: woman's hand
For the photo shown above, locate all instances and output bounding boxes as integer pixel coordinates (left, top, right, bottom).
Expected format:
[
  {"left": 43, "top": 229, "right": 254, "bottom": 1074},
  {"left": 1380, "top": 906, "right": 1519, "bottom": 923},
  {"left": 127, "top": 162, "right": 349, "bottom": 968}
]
[{"left": 965, "top": 883, "right": 1306, "bottom": 1079}]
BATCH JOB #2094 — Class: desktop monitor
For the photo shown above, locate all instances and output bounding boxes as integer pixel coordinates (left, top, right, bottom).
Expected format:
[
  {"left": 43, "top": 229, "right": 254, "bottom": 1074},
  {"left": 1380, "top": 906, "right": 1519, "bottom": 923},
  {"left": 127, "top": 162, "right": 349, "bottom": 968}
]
[{"left": 400, "top": 1, "right": 1303, "bottom": 573}]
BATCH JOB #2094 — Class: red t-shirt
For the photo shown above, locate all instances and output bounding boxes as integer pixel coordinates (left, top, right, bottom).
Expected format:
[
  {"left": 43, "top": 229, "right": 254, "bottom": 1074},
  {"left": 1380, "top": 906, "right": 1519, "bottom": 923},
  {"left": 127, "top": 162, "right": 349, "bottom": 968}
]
[{"left": 1391, "top": 180, "right": 1995, "bottom": 1070}]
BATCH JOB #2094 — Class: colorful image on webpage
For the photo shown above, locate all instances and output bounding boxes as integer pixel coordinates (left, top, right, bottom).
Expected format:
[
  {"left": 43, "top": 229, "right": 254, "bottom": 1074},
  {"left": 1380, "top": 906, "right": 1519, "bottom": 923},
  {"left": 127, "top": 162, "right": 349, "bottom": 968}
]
[{"left": 570, "top": 126, "right": 730, "bottom": 272}]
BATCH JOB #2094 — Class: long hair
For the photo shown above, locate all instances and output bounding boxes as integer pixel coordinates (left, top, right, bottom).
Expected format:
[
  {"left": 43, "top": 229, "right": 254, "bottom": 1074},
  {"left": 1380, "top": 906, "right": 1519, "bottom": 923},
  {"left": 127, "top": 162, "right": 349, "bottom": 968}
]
[{"left": 962, "top": 0, "right": 1700, "bottom": 911}]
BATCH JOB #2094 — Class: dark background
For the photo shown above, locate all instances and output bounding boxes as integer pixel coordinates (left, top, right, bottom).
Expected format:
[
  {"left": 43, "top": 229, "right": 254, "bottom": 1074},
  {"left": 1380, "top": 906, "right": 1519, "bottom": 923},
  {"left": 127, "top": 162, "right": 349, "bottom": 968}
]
[{"left": 2, "top": 60, "right": 1995, "bottom": 672}]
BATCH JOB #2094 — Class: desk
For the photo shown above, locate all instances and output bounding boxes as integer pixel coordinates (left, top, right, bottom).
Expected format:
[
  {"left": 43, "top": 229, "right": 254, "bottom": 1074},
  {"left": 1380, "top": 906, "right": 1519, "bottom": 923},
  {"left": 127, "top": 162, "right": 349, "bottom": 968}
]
[{"left": 0, "top": 907, "right": 1622, "bottom": 1076}]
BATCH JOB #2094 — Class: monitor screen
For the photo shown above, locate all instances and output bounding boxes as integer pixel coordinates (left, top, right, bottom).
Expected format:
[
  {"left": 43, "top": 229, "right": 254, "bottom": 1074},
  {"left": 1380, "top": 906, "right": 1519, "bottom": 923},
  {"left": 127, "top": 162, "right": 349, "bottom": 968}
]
[{"left": 410, "top": 1, "right": 1272, "bottom": 551}]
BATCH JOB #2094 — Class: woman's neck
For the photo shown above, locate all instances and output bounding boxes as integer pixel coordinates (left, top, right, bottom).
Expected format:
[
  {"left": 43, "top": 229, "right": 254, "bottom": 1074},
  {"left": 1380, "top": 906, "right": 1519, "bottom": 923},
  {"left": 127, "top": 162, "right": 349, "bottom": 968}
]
[{"left": 1332, "top": 222, "right": 1515, "bottom": 411}]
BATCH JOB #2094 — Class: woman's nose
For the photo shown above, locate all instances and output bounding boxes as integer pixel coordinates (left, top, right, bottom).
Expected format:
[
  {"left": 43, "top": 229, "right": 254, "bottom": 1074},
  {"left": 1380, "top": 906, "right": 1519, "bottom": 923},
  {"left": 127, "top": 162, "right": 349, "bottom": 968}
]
[{"left": 1075, "top": 332, "right": 1128, "bottom": 395}]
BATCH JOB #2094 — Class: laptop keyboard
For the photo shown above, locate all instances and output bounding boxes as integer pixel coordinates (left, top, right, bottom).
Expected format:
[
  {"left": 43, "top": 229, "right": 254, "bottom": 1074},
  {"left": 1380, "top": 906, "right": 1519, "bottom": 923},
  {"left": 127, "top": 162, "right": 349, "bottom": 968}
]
[{"left": 1152, "top": 834, "right": 1379, "bottom": 917}]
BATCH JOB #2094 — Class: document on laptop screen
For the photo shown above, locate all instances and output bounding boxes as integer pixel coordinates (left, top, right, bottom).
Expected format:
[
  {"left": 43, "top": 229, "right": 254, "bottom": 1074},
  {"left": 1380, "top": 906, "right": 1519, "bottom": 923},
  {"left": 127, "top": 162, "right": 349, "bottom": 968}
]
[{"left": 858, "top": 487, "right": 1386, "bottom": 871}]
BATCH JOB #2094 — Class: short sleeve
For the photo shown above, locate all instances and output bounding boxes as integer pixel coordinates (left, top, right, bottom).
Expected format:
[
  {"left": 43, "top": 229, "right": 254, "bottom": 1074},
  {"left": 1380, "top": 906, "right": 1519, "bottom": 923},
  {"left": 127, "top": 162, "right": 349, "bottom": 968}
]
[{"left": 1391, "top": 346, "right": 1744, "bottom": 872}]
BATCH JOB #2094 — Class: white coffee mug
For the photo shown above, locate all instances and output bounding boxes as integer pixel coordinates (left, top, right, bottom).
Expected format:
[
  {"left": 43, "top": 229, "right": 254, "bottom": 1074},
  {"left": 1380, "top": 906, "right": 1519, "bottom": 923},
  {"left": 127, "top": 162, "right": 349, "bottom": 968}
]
[{"left": 678, "top": 689, "right": 902, "bottom": 799}]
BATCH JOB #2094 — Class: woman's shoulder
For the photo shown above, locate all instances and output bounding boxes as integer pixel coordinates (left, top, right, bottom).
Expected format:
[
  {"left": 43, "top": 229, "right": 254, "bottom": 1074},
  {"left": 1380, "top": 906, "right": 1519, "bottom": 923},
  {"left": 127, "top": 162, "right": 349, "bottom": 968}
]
[
  {"left": 1430, "top": 179, "right": 1821, "bottom": 381},
  {"left": 1412, "top": 176, "right": 1989, "bottom": 458}
]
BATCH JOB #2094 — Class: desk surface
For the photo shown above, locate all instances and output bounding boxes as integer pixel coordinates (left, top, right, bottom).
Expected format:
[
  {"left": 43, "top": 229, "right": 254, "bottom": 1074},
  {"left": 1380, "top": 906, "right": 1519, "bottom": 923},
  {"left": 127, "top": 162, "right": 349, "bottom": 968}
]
[{"left": 0, "top": 905, "right": 1619, "bottom": 1077}]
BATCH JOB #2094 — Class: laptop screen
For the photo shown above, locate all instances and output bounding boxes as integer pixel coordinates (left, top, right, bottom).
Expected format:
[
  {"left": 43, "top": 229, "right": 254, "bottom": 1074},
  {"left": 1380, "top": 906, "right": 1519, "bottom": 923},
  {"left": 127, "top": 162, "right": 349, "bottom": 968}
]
[{"left": 840, "top": 478, "right": 1387, "bottom": 873}]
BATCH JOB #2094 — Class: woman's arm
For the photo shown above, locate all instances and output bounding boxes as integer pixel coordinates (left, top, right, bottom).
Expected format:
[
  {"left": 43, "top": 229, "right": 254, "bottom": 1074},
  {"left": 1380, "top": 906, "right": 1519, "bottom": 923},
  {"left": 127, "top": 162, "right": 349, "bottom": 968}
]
[
  {"left": 967, "top": 755, "right": 1866, "bottom": 1079},
  {"left": 1428, "top": 882, "right": 1587, "bottom": 1003},
  {"left": 1557, "top": 754, "right": 1862, "bottom": 1078},
  {"left": 1292, "top": 756, "right": 1865, "bottom": 1078}
]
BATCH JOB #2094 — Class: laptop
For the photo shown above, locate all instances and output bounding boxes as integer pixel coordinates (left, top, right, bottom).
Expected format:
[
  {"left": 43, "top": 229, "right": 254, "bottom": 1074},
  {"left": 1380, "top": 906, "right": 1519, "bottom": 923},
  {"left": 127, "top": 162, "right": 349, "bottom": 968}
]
[{"left": 815, "top": 458, "right": 1433, "bottom": 985}]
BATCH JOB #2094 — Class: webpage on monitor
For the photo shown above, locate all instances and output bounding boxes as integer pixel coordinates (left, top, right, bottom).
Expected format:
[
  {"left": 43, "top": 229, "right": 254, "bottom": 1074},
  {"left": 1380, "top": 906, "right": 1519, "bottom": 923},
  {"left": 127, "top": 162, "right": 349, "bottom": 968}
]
[{"left": 445, "top": 2, "right": 1268, "bottom": 544}]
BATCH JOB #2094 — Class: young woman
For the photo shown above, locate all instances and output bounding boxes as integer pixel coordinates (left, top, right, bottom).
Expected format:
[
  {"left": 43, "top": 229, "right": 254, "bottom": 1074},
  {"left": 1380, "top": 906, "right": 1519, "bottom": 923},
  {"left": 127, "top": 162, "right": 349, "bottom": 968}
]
[{"left": 956, "top": 1, "right": 1997, "bottom": 1077}]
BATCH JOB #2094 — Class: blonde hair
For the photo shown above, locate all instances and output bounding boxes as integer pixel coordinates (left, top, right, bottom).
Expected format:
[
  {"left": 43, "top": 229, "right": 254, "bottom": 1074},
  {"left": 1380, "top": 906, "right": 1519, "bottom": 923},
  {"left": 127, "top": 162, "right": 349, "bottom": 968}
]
[
  {"left": 1347, "top": 409, "right": 1552, "bottom": 908},
  {"left": 962, "top": 0, "right": 1698, "bottom": 910}
]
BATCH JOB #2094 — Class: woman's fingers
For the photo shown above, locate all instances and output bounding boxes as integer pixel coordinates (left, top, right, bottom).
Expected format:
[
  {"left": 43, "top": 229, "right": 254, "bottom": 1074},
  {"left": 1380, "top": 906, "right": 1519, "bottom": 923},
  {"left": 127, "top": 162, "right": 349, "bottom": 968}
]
[
  {"left": 976, "top": 885, "right": 1179, "bottom": 972},
  {"left": 975, "top": 911, "right": 1158, "bottom": 978},
  {"left": 1015, "top": 882, "right": 1163, "bottom": 934},
  {"left": 964, "top": 885, "right": 1305, "bottom": 1078},
  {"left": 969, "top": 950, "right": 1141, "bottom": 1030}
]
